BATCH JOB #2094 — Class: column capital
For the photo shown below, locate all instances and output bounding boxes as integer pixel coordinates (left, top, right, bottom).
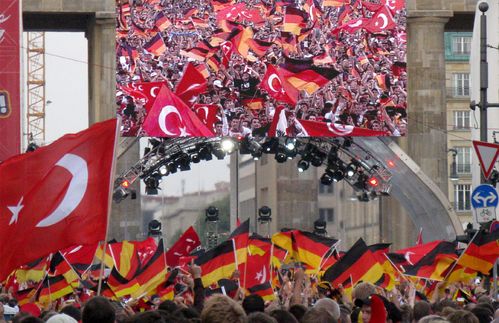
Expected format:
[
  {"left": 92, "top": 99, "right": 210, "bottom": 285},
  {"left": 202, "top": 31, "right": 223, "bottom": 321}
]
[
  {"left": 408, "top": 10, "right": 454, "bottom": 20},
  {"left": 95, "top": 11, "right": 115, "bottom": 22}
]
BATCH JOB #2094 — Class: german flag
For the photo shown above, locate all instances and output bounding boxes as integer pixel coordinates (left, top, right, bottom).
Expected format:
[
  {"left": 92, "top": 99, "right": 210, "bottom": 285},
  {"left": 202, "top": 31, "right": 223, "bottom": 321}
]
[
  {"left": 271, "top": 230, "right": 296, "bottom": 262},
  {"left": 155, "top": 12, "right": 171, "bottom": 30},
  {"left": 144, "top": 34, "right": 167, "bottom": 56},
  {"left": 37, "top": 275, "right": 73, "bottom": 305},
  {"left": 107, "top": 267, "right": 141, "bottom": 298},
  {"left": 283, "top": 7, "right": 308, "bottom": 35},
  {"left": 271, "top": 244, "right": 288, "bottom": 269},
  {"left": 248, "top": 282, "right": 275, "bottom": 301},
  {"left": 458, "top": 230, "right": 499, "bottom": 275},
  {"left": 95, "top": 242, "right": 117, "bottom": 269},
  {"left": 248, "top": 39, "right": 273, "bottom": 57},
  {"left": 180, "top": 47, "right": 211, "bottom": 62},
  {"left": 242, "top": 98, "right": 265, "bottom": 110},
  {"left": 293, "top": 231, "right": 338, "bottom": 273},
  {"left": 132, "top": 241, "right": 168, "bottom": 298},
  {"left": 192, "top": 17, "right": 210, "bottom": 28},
  {"left": 405, "top": 241, "right": 457, "bottom": 281},
  {"left": 196, "top": 63, "right": 210, "bottom": 78},
  {"left": 368, "top": 243, "right": 396, "bottom": 290},
  {"left": 322, "top": 238, "right": 384, "bottom": 287},
  {"left": 15, "top": 256, "right": 50, "bottom": 283},
  {"left": 285, "top": 70, "right": 332, "bottom": 95},
  {"left": 158, "top": 284, "right": 175, "bottom": 301},
  {"left": 16, "top": 288, "right": 37, "bottom": 306},
  {"left": 231, "top": 27, "right": 254, "bottom": 59},
  {"left": 442, "top": 263, "right": 477, "bottom": 283},
  {"left": 195, "top": 240, "right": 236, "bottom": 287},
  {"left": 280, "top": 55, "right": 339, "bottom": 80},
  {"left": 109, "top": 241, "right": 141, "bottom": 280},
  {"left": 229, "top": 219, "right": 250, "bottom": 265},
  {"left": 206, "top": 55, "right": 221, "bottom": 73}
]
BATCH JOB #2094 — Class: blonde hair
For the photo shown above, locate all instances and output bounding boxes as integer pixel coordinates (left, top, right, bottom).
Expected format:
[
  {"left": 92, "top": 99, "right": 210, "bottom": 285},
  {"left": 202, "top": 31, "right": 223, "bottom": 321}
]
[{"left": 201, "top": 294, "right": 247, "bottom": 323}]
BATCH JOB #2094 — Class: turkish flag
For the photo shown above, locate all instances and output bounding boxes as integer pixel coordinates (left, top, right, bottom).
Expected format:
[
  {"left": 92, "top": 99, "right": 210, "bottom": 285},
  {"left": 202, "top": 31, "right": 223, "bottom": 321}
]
[
  {"left": 165, "top": 226, "right": 201, "bottom": 267},
  {"left": 193, "top": 104, "right": 220, "bottom": 131},
  {"left": 242, "top": 252, "right": 271, "bottom": 290},
  {"left": 142, "top": 85, "right": 214, "bottom": 137},
  {"left": 122, "top": 81, "right": 167, "bottom": 112},
  {"left": 0, "top": 119, "right": 117, "bottom": 281},
  {"left": 364, "top": 7, "right": 397, "bottom": 33},
  {"left": 297, "top": 119, "right": 388, "bottom": 137},
  {"left": 259, "top": 65, "right": 298, "bottom": 105},
  {"left": 384, "top": 0, "right": 405, "bottom": 13},
  {"left": 332, "top": 18, "right": 368, "bottom": 34},
  {"left": 175, "top": 62, "right": 208, "bottom": 106}
]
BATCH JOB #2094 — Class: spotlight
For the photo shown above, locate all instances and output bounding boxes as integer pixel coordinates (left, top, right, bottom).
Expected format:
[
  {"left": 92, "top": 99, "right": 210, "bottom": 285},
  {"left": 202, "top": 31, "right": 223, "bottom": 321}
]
[
  {"left": 313, "top": 219, "right": 327, "bottom": 236},
  {"left": 26, "top": 142, "right": 39, "bottom": 152},
  {"left": 285, "top": 138, "right": 296, "bottom": 151},
  {"left": 311, "top": 154, "right": 323, "bottom": 167},
  {"left": 113, "top": 187, "right": 129, "bottom": 203},
  {"left": 258, "top": 206, "right": 272, "bottom": 223},
  {"left": 320, "top": 172, "right": 333, "bottom": 185},
  {"left": 387, "top": 160, "right": 396, "bottom": 168},
  {"left": 346, "top": 162, "right": 356, "bottom": 178},
  {"left": 297, "top": 159, "right": 310, "bottom": 173},
  {"left": 252, "top": 150, "right": 262, "bottom": 160},
  {"left": 159, "top": 165, "right": 169, "bottom": 176},
  {"left": 205, "top": 206, "right": 219, "bottom": 222},
  {"left": 357, "top": 192, "right": 370, "bottom": 202},
  {"left": 343, "top": 137, "right": 352, "bottom": 148},
  {"left": 148, "top": 220, "right": 162, "bottom": 237},
  {"left": 275, "top": 149, "right": 287, "bottom": 163},
  {"left": 212, "top": 144, "right": 226, "bottom": 160},
  {"left": 367, "top": 177, "right": 379, "bottom": 187},
  {"left": 262, "top": 139, "right": 278, "bottom": 153},
  {"left": 332, "top": 169, "right": 344, "bottom": 182},
  {"left": 353, "top": 173, "right": 368, "bottom": 191},
  {"left": 120, "top": 179, "right": 131, "bottom": 188},
  {"left": 221, "top": 137, "right": 236, "bottom": 153},
  {"left": 191, "top": 153, "right": 201, "bottom": 163},
  {"left": 143, "top": 147, "right": 151, "bottom": 156},
  {"left": 177, "top": 153, "right": 191, "bottom": 171},
  {"left": 144, "top": 176, "right": 160, "bottom": 195},
  {"left": 168, "top": 161, "right": 178, "bottom": 174},
  {"left": 199, "top": 145, "right": 213, "bottom": 161}
]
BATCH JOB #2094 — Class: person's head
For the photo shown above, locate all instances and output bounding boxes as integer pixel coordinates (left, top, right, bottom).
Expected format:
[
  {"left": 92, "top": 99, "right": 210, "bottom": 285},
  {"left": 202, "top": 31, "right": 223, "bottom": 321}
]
[
  {"left": 242, "top": 294, "right": 265, "bottom": 315},
  {"left": 288, "top": 304, "right": 307, "bottom": 321},
  {"left": 230, "top": 118, "right": 240, "bottom": 130},
  {"left": 246, "top": 312, "right": 277, "bottom": 323},
  {"left": 268, "top": 309, "right": 298, "bottom": 323},
  {"left": 417, "top": 315, "right": 449, "bottom": 323},
  {"left": 301, "top": 308, "right": 336, "bottom": 323},
  {"left": 214, "top": 121, "right": 223, "bottom": 135},
  {"left": 352, "top": 282, "right": 376, "bottom": 305},
  {"left": 45, "top": 314, "right": 78, "bottom": 323},
  {"left": 14, "top": 316, "right": 44, "bottom": 323},
  {"left": 471, "top": 305, "right": 494, "bottom": 323},
  {"left": 251, "top": 118, "right": 261, "bottom": 129},
  {"left": 414, "top": 301, "right": 432, "bottom": 321},
  {"left": 447, "top": 310, "right": 479, "bottom": 323},
  {"left": 314, "top": 298, "right": 340, "bottom": 320},
  {"left": 201, "top": 294, "right": 246, "bottom": 323},
  {"left": 126, "top": 311, "right": 166, "bottom": 323},
  {"left": 82, "top": 296, "right": 116, "bottom": 323},
  {"left": 60, "top": 305, "right": 81, "bottom": 322}
]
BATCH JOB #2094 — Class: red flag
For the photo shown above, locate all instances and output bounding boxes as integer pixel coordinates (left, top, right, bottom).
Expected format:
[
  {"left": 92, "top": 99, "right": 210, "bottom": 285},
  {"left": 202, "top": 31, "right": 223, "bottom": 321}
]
[
  {"left": 268, "top": 105, "right": 289, "bottom": 137},
  {"left": 0, "top": 119, "right": 117, "bottom": 281},
  {"left": 364, "top": 7, "right": 397, "bottom": 33},
  {"left": 283, "top": 7, "right": 308, "bottom": 35},
  {"left": 332, "top": 18, "right": 368, "bottom": 34},
  {"left": 165, "top": 226, "right": 201, "bottom": 267},
  {"left": 297, "top": 119, "right": 388, "bottom": 137},
  {"left": 175, "top": 62, "right": 208, "bottom": 105},
  {"left": 220, "top": 40, "right": 235, "bottom": 67},
  {"left": 259, "top": 65, "right": 298, "bottom": 105},
  {"left": 384, "top": 0, "right": 405, "bottom": 13},
  {"left": 193, "top": 104, "right": 220, "bottom": 130},
  {"left": 142, "top": 85, "right": 214, "bottom": 137},
  {"left": 122, "top": 81, "right": 167, "bottom": 112},
  {"left": 389, "top": 240, "right": 450, "bottom": 271}
]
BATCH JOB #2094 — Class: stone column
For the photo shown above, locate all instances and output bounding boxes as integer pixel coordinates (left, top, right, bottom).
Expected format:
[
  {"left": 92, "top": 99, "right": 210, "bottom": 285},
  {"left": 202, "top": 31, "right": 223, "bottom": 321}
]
[{"left": 87, "top": 12, "right": 143, "bottom": 240}]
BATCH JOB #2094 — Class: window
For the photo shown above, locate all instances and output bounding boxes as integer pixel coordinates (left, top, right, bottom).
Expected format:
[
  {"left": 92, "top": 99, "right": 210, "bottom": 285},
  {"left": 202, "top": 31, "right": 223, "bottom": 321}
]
[
  {"left": 454, "top": 184, "right": 471, "bottom": 211},
  {"left": 452, "top": 36, "right": 472, "bottom": 55},
  {"left": 455, "top": 147, "right": 471, "bottom": 173},
  {"left": 319, "top": 208, "right": 335, "bottom": 223},
  {"left": 454, "top": 111, "right": 470, "bottom": 129},
  {"left": 319, "top": 182, "right": 334, "bottom": 194},
  {"left": 453, "top": 73, "right": 470, "bottom": 96}
]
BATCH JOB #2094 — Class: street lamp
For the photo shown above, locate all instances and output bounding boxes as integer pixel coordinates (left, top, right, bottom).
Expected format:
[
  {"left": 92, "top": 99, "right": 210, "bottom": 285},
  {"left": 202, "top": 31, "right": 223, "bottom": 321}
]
[{"left": 448, "top": 149, "right": 459, "bottom": 181}]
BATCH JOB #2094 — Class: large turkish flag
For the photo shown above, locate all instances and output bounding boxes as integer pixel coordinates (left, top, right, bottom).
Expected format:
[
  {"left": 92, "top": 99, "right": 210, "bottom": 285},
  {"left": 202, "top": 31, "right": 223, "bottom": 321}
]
[{"left": 0, "top": 119, "right": 117, "bottom": 281}]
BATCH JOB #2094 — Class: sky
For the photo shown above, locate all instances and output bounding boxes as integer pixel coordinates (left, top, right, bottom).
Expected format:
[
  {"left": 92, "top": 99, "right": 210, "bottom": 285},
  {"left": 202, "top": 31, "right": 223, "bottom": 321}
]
[{"left": 33, "top": 32, "right": 229, "bottom": 196}]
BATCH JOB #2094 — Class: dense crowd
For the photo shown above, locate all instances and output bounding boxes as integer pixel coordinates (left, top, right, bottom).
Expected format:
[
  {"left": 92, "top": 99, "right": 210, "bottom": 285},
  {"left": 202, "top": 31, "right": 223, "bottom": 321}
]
[
  {"left": 116, "top": 0, "right": 407, "bottom": 137},
  {"left": 1, "top": 264, "right": 498, "bottom": 323}
]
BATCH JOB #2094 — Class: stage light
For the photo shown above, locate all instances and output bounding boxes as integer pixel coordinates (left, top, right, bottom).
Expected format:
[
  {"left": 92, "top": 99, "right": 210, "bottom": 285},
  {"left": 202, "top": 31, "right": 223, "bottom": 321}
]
[
  {"left": 191, "top": 153, "right": 201, "bottom": 163},
  {"left": 252, "top": 150, "right": 262, "bottom": 160},
  {"left": 313, "top": 219, "right": 327, "bottom": 236},
  {"left": 148, "top": 220, "right": 162, "bottom": 237},
  {"left": 332, "top": 170, "right": 344, "bottom": 182},
  {"left": 262, "top": 139, "right": 278, "bottom": 153},
  {"left": 212, "top": 144, "right": 226, "bottom": 160},
  {"left": 199, "top": 145, "right": 213, "bottom": 161},
  {"left": 121, "top": 179, "right": 130, "bottom": 188},
  {"left": 285, "top": 138, "right": 296, "bottom": 151},
  {"left": 368, "top": 177, "right": 379, "bottom": 187},
  {"left": 168, "top": 161, "right": 177, "bottom": 174},
  {"left": 353, "top": 173, "right": 368, "bottom": 191},
  {"left": 159, "top": 165, "right": 169, "bottom": 176},
  {"left": 177, "top": 153, "right": 191, "bottom": 171},
  {"left": 297, "top": 159, "right": 309, "bottom": 173},
  {"left": 346, "top": 162, "right": 356, "bottom": 177},
  {"left": 357, "top": 192, "right": 370, "bottom": 202},
  {"left": 143, "top": 147, "right": 151, "bottom": 156},
  {"left": 258, "top": 206, "right": 272, "bottom": 223},
  {"left": 113, "top": 187, "right": 129, "bottom": 203},
  {"left": 275, "top": 149, "right": 287, "bottom": 163},
  {"left": 343, "top": 137, "right": 352, "bottom": 148},
  {"left": 320, "top": 172, "right": 333, "bottom": 185},
  {"left": 145, "top": 176, "right": 160, "bottom": 195},
  {"left": 311, "top": 154, "right": 323, "bottom": 167},
  {"left": 205, "top": 206, "right": 219, "bottom": 222},
  {"left": 221, "top": 137, "right": 236, "bottom": 153},
  {"left": 286, "top": 148, "right": 297, "bottom": 160},
  {"left": 387, "top": 160, "right": 396, "bottom": 168}
]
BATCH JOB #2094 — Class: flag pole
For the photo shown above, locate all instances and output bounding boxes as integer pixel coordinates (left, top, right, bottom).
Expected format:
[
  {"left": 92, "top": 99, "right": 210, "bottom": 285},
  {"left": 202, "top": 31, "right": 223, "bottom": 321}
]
[
  {"left": 383, "top": 253, "right": 411, "bottom": 283},
  {"left": 318, "top": 240, "right": 340, "bottom": 273},
  {"left": 443, "top": 230, "right": 480, "bottom": 282},
  {"left": 97, "top": 117, "right": 121, "bottom": 296}
]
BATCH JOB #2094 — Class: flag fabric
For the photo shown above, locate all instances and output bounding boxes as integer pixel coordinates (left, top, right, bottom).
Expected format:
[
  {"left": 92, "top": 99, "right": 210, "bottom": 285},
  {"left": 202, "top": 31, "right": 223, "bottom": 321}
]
[
  {"left": 123, "top": 81, "right": 167, "bottom": 112},
  {"left": 158, "top": 284, "right": 175, "bottom": 301},
  {"left": 193, "top": 104, "right": 220, "bottom": 131},
  {"left": 323, "top": 0, "right": 350, "bottom": 7},
  {"left": 458, "top": 230, "right": 499, "bottom": 275},
  {"left": 268, "top": 105, "right": 289, "bottom": 137},
  {"left": 231, "top": 27, "right": 254, "bottom": 59},
  {"left": 110, "top": 240, "right": 141, "bottom": 280},
  {"left": 132, "top": 241, "right": 168, "bottom": 298},
  {"left": 165, "top": 226, "right": 201, "bottom": 267},
  {"left": 390, "top": 240, "right": 451, "bottom": 272},
  {"left": 332, "top": 18, "right": 368, "bottom": 34},
  {"left": 364, "top": 6, "right": 397, "bottom": 33},
  {"left": 107, "top": 267, "right": 141, "bottom": 298},
  {"left": 259, "top": 65, "right": 298, "bottom": 105},
  {"left": 322, "top": 238, "right": 384, "bottom": 287},
  {"left": 0, "top": 119, "right": 117, "bottom": 281},
  {"left": 15, "top": 256, "right": 51, "bottom": 283},
  {"left": 175, "top": 62, "right": 208, "bottom": 106},
  {"left": 16, "top": 288, "right": 37, "bottom": 306},
  {"left": 229, "top": 219, "right": 250, "bottom": 265},
  {"left": 144, "top": 34, "right": 167, "bottom": 56},
  {"left": 283, "top": 7, "right": 308, "bottom": 35},
  {"left": 297, "top": 119, "right": 388, "bottom": 137},
  {"left": 293, "top": 231, "right": 338, "bottom": 273},
  {"left": 155, "top": 12, "right": 171, "bottom": 30},
  {"left": 368, "top": 243, "right": 396, "bottom": 290},
  {"left": 271, "top": 230, "right": 295, "bottom": 261},
  {"left": 404, "top": 241, "right": 457, "bottom": 280},
  {"left": 37, "top": 275, "right": 74, "bottom": 305},
  {"left": 132, "top": 237, "right": 158, "bottom": 268},
  {"left": 194, "top": 240, "right": 237, "bottom": 287},
  {"left": 142, "top": 85, "right": 214, "bottom": 137}
]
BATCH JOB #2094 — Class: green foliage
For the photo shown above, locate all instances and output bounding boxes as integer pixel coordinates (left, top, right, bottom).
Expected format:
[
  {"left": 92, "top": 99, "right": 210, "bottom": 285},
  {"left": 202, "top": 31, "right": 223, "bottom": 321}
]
[{"left": 195, "top": 195, "right": 231, "bottom": 247}]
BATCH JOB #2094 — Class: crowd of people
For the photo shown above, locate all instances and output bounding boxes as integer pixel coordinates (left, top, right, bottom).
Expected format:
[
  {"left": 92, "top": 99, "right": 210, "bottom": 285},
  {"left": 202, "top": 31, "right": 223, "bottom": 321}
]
[
  {"left": 116, "top": 0, "right": 407, "bottom": 137},
  {"left": 1, "top": 265, "right": 498, "bottom": 323}
]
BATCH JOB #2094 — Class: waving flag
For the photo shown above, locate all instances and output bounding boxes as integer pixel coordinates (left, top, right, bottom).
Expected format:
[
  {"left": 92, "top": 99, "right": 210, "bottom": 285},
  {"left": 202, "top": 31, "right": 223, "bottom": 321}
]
[
  {"left": 457, "top": 230, "right": 499, "bottom": 275},
  {"left": 364, "top": 6, "right": 397, "bottom": 33},
  {"left": 283, "top": 7, "right": 308, "bottom": 35},
  {"left": 165, "top": 226, "right": 201, "bottom": 267},
  {"left": 144, "top": 34, "right": 167, "bottom": 56},
  {"left": 142, "top": 85, "right": 214, "bottom": 137},
  {"left": 259, "top": 65, "right": 298, "bottom": 105},
  {"left": 175, "top": 62, "right": 208, "bottom": 106},
  {"left": 194, "top": 104, "right": 220, "bottom": 131},
  {"left": 194, "top": 240, "right": 237, "bottom": 287},
  {"left": 0, "top": 119, "right": 117, "bottom": 281},
  {"left": 297, "top": 119, "right": 388, "bottom": 137}
]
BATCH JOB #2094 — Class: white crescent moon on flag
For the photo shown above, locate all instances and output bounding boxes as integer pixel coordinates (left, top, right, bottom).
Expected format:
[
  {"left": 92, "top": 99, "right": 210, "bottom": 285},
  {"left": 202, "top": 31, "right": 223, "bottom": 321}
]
[
  {"left": 159, "top": 105, "right": 184, "bottom": 136},
  {"left": 309, "top": 6, "right": 314, "bottom": 21},
  {"left": 198, "top": 106, "right": 209, "bottom": 121},
  {"left": 36, "top": 154, "right": 88, "bottom": 227},
  {"left": 260, "top": 267, "right": 267, "bottom": 284},
  {"left": 184, "top": 83, "right": 201, "bottom": 93},
  {"left": 150, "top": 86, "right": 160, "bottom": 98},
  {"left": 385, "top": 0, "right": 396, "bottom": 10},
  {"left": 349, "top": 19, "right": 363, "bottom": 28},
  {"left": 378, "top": 14, "right": 388, "bottom": 29},
  {"left": 268, "top": 74, "right": 283, "bottom": 93},
  {"left": 327, "top": 123, "right": 354, "bottom": 136}
]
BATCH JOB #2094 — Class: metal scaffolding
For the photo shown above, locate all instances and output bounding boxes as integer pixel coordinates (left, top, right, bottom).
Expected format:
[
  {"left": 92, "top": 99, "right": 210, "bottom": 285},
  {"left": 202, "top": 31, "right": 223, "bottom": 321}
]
[{"left": 26, "top": 32, "right": 46, "bottom": 144}]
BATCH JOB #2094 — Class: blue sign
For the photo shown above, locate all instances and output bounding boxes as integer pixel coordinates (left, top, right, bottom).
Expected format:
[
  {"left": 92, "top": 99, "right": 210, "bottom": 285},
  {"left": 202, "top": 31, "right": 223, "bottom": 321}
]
[{"left": 471, "top": 184, "right": 499, "bottom": 209}]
